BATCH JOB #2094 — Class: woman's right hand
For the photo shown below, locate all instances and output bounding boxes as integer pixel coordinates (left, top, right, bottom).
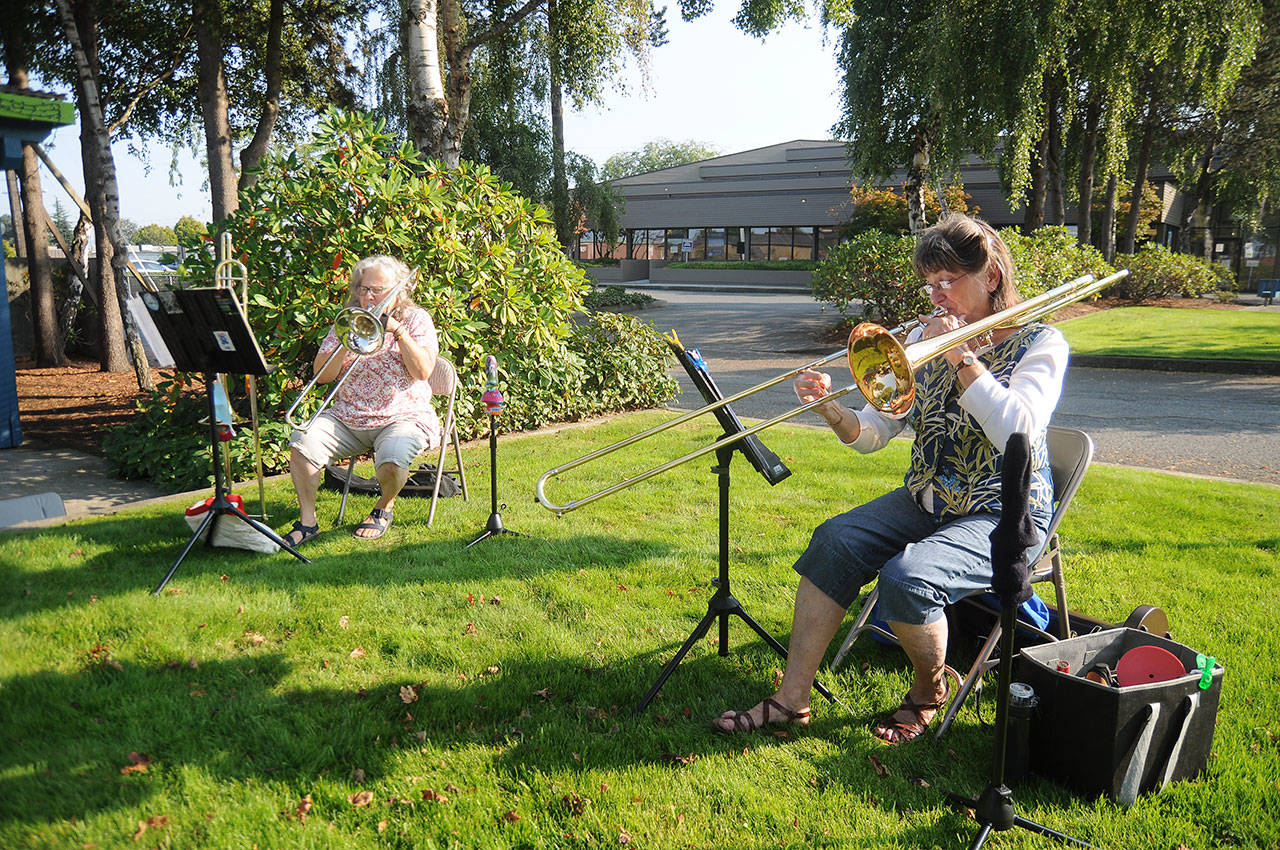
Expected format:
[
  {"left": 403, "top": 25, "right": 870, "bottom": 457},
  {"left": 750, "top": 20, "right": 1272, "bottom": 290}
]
[{"left": 794, "top": 369, "right": 833, "bottom": 406}]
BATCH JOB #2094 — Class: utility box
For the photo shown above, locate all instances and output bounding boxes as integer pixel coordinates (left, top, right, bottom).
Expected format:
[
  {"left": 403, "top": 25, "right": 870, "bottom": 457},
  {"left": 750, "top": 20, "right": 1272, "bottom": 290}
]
[{"left": 1017, "top": 628, "right": 1223, "bottom": 805}]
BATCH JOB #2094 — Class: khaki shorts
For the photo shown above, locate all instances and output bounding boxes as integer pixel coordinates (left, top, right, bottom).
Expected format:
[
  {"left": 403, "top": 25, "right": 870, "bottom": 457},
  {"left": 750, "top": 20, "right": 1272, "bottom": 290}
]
[{"left": 290, "top": 414, "right": 436, "bottom": 471}]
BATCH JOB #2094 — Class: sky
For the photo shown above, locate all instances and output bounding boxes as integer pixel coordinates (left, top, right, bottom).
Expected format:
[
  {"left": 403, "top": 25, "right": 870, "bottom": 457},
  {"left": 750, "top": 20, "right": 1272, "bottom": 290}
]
[{"left": 36, "top": 9, "right": 841, "bottom": 229}]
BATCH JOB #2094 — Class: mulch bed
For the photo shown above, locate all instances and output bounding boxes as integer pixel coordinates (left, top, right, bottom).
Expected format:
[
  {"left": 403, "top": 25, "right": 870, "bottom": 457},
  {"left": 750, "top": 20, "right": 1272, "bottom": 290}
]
[{"left": 14, "top": 356, "right": 163, "bottom": 455}]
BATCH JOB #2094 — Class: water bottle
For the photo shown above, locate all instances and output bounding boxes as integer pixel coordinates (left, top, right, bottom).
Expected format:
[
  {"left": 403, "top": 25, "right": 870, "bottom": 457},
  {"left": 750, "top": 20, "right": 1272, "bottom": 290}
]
[{"left": 1006, "top": 682, "right": 1039, "bottom": 786}]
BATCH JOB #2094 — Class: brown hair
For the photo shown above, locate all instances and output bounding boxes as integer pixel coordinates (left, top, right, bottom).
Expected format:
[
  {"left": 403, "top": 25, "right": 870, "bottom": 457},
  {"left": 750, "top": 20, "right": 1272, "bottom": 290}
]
[{"left": 913, "top": 214, "right": 1020, "bottom": 312}]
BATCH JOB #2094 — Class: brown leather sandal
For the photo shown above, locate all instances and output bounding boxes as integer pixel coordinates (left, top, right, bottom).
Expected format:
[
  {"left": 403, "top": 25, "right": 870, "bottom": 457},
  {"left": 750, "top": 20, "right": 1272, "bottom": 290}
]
[
  {"left": 872, "top": 666, "right": 960, "bottom": 745},
  {"left": 715, "top": 697, "right": 811, "bottom": 735}
]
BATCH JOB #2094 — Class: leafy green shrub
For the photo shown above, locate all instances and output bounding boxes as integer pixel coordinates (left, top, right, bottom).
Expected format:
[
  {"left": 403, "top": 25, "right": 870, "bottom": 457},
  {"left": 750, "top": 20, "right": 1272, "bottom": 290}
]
[
  {"left": 667, "top": 260, "right": 818, "bottom": 271},
  {"left": 569, "top": 312, "right": 676, "bottom": 413},
  {"left": 810, "top": 230, "right": 925, "bottom": 326},
  {"left": 583, "top": 286, "right": 655, "bottom": 311},
  {"left": 106, "top": 109, "right": 674, "bottom": 491},
  {"left": 1108, "top": 244, "right": 1233, "bottom": 302},
  {"left": 1001, "top": 225, "right": 1114, "bottom": 297}
]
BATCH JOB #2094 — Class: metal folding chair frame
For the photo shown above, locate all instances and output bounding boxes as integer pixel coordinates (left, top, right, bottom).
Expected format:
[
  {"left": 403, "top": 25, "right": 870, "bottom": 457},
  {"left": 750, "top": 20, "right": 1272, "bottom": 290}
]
[{"left": 335, "top": 356, "right": 470, "bottom": 527}]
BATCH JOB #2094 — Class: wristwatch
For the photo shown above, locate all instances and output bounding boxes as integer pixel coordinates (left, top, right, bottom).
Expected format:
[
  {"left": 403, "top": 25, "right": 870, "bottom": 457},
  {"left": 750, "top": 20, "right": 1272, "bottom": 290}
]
[{"left": 960, "top": 351, "right": 978, "bottom": 369}]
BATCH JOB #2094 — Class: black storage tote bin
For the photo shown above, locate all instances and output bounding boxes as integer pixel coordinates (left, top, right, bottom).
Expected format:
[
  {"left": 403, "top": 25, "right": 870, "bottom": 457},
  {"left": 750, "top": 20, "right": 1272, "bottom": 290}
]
[{"left": 1016, "top": 627, "right": 1223, "bottom": 805}]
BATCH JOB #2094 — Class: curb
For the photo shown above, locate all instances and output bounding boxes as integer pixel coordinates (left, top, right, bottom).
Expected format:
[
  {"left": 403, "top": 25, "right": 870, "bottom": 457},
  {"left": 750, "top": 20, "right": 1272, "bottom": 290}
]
[{"left": 1071, "top": 355, "right": 1280, "bottom": 375}]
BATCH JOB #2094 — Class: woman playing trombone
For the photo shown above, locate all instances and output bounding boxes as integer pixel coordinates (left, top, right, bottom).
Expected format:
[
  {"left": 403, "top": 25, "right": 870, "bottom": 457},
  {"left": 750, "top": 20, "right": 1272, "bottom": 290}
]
[
  {"left": 714, "top": 214, "right": 1069, "bottom": 743},
  {"left": 283, "top": 255, "right": 440, "bottom": 546}
]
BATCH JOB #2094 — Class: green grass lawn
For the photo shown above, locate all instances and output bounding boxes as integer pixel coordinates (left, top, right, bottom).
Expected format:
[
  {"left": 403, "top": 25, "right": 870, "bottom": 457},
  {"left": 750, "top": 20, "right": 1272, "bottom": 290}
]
[
  {"left": 1056, "top": 307, "right": 1280, "bottom": 361},
  {"left": 2, "top": 412, "right": 1278, "bottom": 848}
]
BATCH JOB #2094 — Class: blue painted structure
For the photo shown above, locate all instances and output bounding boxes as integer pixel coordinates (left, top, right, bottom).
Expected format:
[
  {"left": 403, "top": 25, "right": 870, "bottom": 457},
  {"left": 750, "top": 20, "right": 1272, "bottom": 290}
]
[{"left": 1, "top": 88, "right": 75, "bottom": 448}]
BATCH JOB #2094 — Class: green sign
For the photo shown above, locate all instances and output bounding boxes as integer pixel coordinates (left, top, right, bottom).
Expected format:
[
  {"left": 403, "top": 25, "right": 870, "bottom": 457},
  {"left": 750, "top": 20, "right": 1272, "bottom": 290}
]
[{"left": 0, "top": 91, "right": 75, "bottom": 127}]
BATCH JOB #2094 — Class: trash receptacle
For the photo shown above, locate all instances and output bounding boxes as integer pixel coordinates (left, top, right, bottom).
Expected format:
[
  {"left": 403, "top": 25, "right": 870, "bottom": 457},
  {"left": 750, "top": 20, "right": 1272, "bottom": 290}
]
[{"left": 1016, "top": 628, "right": 1223, "bottom": 805}]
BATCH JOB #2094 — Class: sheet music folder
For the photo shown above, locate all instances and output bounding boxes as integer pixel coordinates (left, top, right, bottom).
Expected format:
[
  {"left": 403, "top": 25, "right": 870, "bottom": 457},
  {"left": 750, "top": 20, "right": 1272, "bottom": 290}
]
[
  {"left": 139, "top": 287, "right": 271, "bottom": 376},
  {"left": 667, "top": 339, "right": 790, "bottom": 485}
]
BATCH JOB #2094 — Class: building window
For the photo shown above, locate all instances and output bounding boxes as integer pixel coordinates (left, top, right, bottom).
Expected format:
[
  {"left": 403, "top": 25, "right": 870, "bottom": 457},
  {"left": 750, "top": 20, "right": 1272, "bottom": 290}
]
[
  {"left": 794, "top": 227, "right": 815, "bottom": 261},
  {"left": 687, "top": 227, "right": 705, "bottom": 260},
  {"left": 706, "top": 227, "right": 727, "bottom": 260},
  {"left": 816, "top": 226, "right": 839, "bottom": 260},
  {"left": 749, "top": 227, "right": 769, "bottom": 261},
  {"left": 769, "top": 226, "right": 795, "bottom": 260},
  {"left": 666, "top": 228, "right": 687, "bottom": 259}
]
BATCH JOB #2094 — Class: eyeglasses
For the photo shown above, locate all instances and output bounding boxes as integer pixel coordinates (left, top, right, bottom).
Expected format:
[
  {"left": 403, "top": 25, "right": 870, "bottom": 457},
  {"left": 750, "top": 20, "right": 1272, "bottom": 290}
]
[
  {"left": 358, "top": 285, "right": 390, "bottom": 296},
  {"left": 921, "top": 272, "right": 970, "bottom": 295}
]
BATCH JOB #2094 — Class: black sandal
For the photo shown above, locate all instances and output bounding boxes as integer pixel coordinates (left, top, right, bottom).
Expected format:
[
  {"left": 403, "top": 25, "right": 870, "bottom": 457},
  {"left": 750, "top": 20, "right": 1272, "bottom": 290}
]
[
  {"left": 353, "top": 507, "right": 393, "bottom": 539},
  {"left": 284, "top": 521, "right": 320, "bottom": 548}
]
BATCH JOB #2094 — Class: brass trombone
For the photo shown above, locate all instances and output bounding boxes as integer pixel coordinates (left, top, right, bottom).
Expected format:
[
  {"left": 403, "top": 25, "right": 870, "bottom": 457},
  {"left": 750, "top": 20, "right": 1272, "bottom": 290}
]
[
  {"left": 285, "top": 268, "right": 416, "bottom": 431},
  {"left": 535, "top": 269, "right": 1128, "bottom": 515}
]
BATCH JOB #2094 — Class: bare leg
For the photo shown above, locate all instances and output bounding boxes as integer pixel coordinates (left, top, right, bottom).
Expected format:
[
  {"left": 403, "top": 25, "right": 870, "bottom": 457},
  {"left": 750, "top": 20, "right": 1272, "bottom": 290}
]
[
  {"left": 714, "top": 576, "right": 846, "bottom": 732},
  {"left": 287, "top": 446, "right": 324, "bottom": 543},
  {"left": 354, "top": 461, "right": 410, "bottom": 538},
  {"left": 872, "top": 617, "right": 950, "bottom": 740}
]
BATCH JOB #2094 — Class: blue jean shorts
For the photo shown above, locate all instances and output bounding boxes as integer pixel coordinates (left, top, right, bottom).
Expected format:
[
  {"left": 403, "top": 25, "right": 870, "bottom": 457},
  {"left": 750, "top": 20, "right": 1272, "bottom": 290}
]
[{"left": 793, "top": 487, "right": 1047, "bottom": 626}]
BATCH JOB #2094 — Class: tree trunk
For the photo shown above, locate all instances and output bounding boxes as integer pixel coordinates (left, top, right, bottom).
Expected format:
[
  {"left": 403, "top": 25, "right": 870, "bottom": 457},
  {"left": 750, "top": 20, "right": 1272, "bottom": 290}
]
[
  {"left": 1100, "top": 173, "right": 1118, "bottom": 263},
  {"left": 57, "top": 212, "right": 93, "bottom": 351},
  {"left": 1023, "top": 128, "right": 1048, "bottom": 233},
  {"left": 440, "top": 0, "right": 473, "bottom": 169},
  {"left": 56, "top": 0, "right": 153, "bottom": 388},
  {"left": 406, "top": 0, "right": 449, "bottom": 161},
  {"left": 1046, "top": 80, "right": 1065, "bottom": 226},
  {"left": 5, "top": 170, "right": 25, "bottom": 260},
  {"left": 238, "top": 0, "right": 283, "bottom": 190},
  {"left": 1076, "top": 93, "right": 1101, "bottom": 248},
  {"left": 1120, "top": 95, "right": 1158, "bottom": 255},
  {"left": 547, "top": 0, "right": 571, "bottom": 246},
  {"left": 906, "top": 122, "right": 931, "bottom": 235},
  {"left": 194, "top": 0, "right": 238, "bottom": 221},
  {"left": 18, "top": 144, "right": 61, "bottom": 365}
]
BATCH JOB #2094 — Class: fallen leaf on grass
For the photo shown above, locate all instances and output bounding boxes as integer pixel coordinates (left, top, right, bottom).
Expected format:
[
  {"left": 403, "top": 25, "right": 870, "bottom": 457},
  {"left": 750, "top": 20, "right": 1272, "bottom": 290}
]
[
  {"left": 771, "top": 730, "right": 792, "bottom": 739},
  {"left": 868, "top": 754, "right": 889, "bottom": 776},
  {"left": 618, "top": 829, "right": 631, "bottom": 844},
  {"left": 486, "top": 665, "right": 500, "bottom": 675},
  {"left": 502, "top": 810, "right": 521, "bottom": 822},
  {"left": 464, "top": 622, "right": 477, "bottom": 635},
  {"left": 131, "top": 821, "right": 146, "bottom": 841},
  {"left": 662, "top": 752, "right": 698, "bottom": 766},
  {"left": 488, "top": 596, "right": 502, "bottom": 606},
  {"left": 296, "top": 794, "right": 313, "bottom": 822},
  {"left": 377, "top": 821, "right": 388, "bottom": 833},
  {"left": 400, "top": 685, "right": 419, "bottom": 704},
  {"left": 533, "top": 687, "right": 551, "bottom": 700},
  {"left": 220, "top": 574, "right": 229, "bottom": 582},
  {"left": 617, "top": 584, "right": 629, "bottom": 591},
  {"left": 350, "top": 647, "right": 366, "bottom": 659},
  {"left": 910, "top": 776, "right": 930, "bottom": 788},
  {"left": 120, "top": 752, "right": 151, "bottom": 774},
  {"left": 947, "top": 748, "right": 961, "bottom": 761},
  {"left": 348, "top": 790, "right": 374, "bottom": 807},
  {"left": 245, "top": 632, "right": 266, "bottom": 645},
  {"left": 421, "top": 788, "right": 450, "bottom": 802},
  {"left": 339, "top": 615, "right": 349, "bottom": 628},
  {"left": 562, "top": 793, "right": 588, "bottom": 815}
]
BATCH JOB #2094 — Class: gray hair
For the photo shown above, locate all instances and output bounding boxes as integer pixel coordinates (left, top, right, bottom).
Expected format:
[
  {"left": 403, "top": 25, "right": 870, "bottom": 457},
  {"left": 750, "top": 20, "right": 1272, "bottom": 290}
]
[{"left": 345, "top": 255, "right": 415, "bottom": 317}]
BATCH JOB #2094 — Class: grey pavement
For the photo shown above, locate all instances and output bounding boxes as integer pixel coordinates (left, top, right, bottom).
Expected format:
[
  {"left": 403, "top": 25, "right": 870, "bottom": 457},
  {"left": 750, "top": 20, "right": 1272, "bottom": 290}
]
[{"left": 2, "top": 289, "right": 1277, "bottom": 530}]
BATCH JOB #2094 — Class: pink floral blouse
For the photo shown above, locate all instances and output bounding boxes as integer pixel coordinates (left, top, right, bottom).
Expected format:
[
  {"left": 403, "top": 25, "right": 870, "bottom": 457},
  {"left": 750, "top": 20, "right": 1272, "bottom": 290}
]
[{"left": 318, "top": 306, "right": 441, "bottom": 441}]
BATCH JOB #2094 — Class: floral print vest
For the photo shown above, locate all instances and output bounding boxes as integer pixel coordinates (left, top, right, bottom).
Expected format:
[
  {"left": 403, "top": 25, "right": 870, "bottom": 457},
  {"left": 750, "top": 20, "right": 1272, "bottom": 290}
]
[{"left": 902, "top": 324, "right": 1054, "bottom": 524}]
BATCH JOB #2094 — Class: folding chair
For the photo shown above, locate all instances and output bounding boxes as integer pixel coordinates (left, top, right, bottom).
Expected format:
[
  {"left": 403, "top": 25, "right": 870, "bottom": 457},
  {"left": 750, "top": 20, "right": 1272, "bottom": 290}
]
[
  {"left": 828, "top": 425, "right": 1094, "bottom": 739},
  {"left": 335, "top": 355, "right": 470, "bottom": 527}
]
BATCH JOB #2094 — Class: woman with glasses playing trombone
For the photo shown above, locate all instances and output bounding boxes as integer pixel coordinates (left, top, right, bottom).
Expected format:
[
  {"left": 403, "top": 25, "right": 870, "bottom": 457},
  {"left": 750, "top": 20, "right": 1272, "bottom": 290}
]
[{"left": 282, "top": 255, "right": 440, "bottom": 546}]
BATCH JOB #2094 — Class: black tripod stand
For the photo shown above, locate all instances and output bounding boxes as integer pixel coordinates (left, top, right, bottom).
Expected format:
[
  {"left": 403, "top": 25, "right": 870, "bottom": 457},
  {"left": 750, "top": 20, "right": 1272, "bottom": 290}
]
[
  {"left": 466, "top": 411, "right": 524, "bottom": 547},
  {"left": 154, "top": 372, "right": 308, "bottom": 594},
  {"left": 633, "top": 444, "right": 842, "bottom": 716},
  {"left": 946, "top": 434, "right": 1091, "bottom": 849},
  {"left": 140, "top": 287, "right": 308, "bottom": 595},
  {"left": 468, "top": 356, "right": 522, "bottom": 547}
]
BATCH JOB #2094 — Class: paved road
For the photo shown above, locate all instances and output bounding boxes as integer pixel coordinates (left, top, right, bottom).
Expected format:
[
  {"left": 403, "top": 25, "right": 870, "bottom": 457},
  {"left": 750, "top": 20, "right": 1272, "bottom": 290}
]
[{"left": 630, "top": 291, "right": 1280, "bottom": 487}]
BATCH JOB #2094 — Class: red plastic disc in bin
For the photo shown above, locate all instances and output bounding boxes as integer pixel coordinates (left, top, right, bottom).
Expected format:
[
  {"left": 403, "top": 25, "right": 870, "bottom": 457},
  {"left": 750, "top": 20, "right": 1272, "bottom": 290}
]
[{"left": 1115, "top": 645, "right": 1186, "bottom": 687}]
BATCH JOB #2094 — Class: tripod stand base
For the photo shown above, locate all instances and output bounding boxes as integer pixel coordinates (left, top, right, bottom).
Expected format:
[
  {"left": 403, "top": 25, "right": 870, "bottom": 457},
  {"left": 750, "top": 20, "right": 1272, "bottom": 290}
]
[
  {"left": 946, "top": 788, "right": 1094, "bottom": 849},
  {"left": 632, "top": 583, "right": 843, "bottom": 717},
  {"left": 466, "top": 513, "right": 525, "bottom": 547},
  {"left": 154, "top": 499, "right": 309, "bottom": 595}
]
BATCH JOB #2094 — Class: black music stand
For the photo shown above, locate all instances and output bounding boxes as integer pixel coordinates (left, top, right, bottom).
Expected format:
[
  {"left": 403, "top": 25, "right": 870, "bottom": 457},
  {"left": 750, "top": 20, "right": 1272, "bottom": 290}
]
[
  {"left": 468, "top": 356, "right": 524, "bottom": 547},
  {"left": 633, "top": 341, "right": 841, "bottom": 715},
  {"left": 141, "top": 288, "right": 310, "bottom": 595}
]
